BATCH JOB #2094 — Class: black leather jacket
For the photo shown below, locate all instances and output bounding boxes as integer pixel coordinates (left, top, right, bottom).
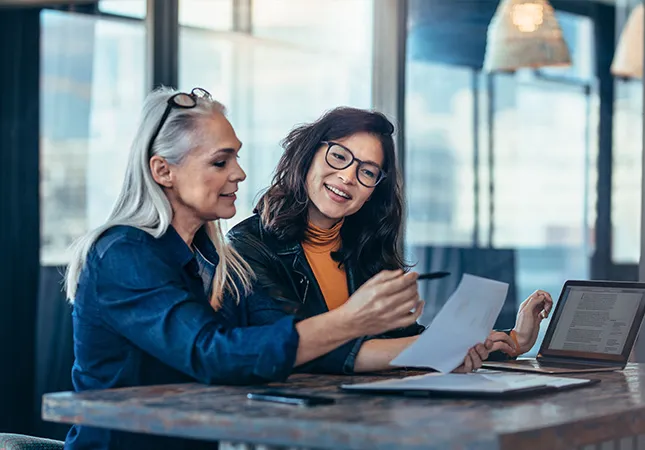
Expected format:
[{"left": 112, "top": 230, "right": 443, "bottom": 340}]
[{"left": 227, "top": 214, "right": 425, "bottom": 374}]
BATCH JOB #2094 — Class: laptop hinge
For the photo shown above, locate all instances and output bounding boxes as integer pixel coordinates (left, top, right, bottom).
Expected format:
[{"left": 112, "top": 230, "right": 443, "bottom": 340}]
[{"left": 536, "top": 355, "right": 623, "bottom": 367}]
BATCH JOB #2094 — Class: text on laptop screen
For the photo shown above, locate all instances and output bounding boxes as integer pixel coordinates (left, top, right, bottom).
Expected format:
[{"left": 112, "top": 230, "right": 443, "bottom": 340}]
[{"left": 547, "top": 286, "right": 644, "bottom": 355}]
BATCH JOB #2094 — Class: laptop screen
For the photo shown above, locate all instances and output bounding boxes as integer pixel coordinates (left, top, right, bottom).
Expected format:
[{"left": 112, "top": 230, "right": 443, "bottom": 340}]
[{"left": 540, "top": 281, "right": 645, "bottom": 362}]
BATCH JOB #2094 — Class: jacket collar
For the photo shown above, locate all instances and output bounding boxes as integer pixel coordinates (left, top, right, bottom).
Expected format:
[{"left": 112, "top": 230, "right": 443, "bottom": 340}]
[
  {"left": 258, "top": 223, "right": 302, "bottom": 256},
  {"left": 262, "top": 224, "right": 361, "bottom": 295},
  {"left": 158, "top": 225, "right": 220, "bottom": 268}
]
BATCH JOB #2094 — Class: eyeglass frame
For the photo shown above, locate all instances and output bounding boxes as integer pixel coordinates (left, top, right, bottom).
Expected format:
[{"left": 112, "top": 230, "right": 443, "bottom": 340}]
[
  {"left": 147, "top": 87, "right": 212, "bottom": 159},
  {"left": 320, "top": 141, "right": 386, "bottom": 188}
]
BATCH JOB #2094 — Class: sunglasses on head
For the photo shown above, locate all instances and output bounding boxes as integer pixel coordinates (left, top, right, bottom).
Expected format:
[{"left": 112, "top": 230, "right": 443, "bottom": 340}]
[{"left": 147, "top": 87, "right": 212, "bottom": 159}]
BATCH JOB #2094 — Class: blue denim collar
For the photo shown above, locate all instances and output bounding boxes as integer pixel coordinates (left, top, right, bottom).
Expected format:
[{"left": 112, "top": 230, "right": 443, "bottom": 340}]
[{"left": 159, "top": 225, "right": 220, "bottom": 268}]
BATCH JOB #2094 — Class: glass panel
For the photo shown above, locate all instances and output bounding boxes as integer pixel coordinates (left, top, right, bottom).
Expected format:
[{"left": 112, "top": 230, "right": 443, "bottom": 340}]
[
  {"left": 612, "top": 79, "right": 643, "bottom": 263},
  {"left": 252, "top": 0, "right": 373, "bottom": 56},
  {"left": 405, "top": 3, "right": 596, "bottom": 356},
  {"left": 40, "top": 10, "right": 146, "bottom": 265},
  {"left": 179, "top": 1, "right": 374, "bottom": 228},
  {"left": 490, "top": 74, "right": 595, "bottom": 300},
  {"left": 99, "top": 0, "right": 146, "bottom": 18},
  {"left": 179, "top": 0, "right": 233, "bottom": 30},
  {"left": 405, "top": 63, "right": 475, "bottom": 248}
]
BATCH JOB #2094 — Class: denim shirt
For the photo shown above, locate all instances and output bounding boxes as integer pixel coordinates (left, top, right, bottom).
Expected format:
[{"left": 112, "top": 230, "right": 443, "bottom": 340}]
[{"left": 65, "top": 225, "right": 300, "bottom": 450}]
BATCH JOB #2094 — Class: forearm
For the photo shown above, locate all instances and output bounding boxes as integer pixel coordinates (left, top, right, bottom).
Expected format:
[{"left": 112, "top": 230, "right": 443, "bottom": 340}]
[
  {"left": 353, "top": 336, "right": 418, "bottom": 373},
  {"left": 294, "top": 308, "right": 357, "bottom": 367}
]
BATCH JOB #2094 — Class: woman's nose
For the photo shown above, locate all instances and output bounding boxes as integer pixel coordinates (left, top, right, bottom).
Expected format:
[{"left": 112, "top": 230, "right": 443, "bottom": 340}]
[
  {"left": 337, "top": 164, "right": 357, "bottom": 185},
  {"left": 232, "top": 160, "right": 246, "bottom": 182}
]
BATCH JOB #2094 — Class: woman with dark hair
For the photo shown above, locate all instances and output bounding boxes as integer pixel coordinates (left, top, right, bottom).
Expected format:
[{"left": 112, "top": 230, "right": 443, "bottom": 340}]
[{"left": 229, "top": 107, "right": 553, "bottom": 374}]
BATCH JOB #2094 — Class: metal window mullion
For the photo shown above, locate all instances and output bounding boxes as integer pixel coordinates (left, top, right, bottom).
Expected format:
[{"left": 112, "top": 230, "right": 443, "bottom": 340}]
[{"left": 146, "top": 0, "right": 179, "bottom": 90}]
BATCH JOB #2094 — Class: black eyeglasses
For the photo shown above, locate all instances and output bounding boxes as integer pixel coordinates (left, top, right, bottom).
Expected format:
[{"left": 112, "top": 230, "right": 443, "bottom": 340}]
[
  {"left": 321, "top": 141, "right": 385, "bottom": 188},
  {"left": 147, "top": 87, "right": 212, "bottom": 158}
]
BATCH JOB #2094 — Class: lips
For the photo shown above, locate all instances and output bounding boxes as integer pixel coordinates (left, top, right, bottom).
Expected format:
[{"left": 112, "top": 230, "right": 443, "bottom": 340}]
[{"left": 324, "top": 183, "right": 352, "bottom": 200}]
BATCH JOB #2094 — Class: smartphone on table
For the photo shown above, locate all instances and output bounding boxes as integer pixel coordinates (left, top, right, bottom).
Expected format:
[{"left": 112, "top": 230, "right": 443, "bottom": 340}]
[{"left": 247, "top": 390, "right": 335, "bottom": 407}]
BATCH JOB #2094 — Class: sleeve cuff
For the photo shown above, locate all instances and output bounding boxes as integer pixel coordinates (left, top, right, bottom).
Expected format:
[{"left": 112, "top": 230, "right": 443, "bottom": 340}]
[{"left": 342, "top": 336, "right": 367, "bottom": 374}]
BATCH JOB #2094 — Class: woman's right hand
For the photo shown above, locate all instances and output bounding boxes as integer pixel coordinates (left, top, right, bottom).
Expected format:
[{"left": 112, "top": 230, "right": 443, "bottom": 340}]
[{"left": 339, "top": 270, "right": 423, "bottom": 337}]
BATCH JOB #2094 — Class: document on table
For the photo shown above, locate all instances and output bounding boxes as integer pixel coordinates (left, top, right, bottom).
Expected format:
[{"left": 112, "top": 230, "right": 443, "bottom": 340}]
[
  {"left": 391, "top": 274, "right": 508, "bottom": 373},
  {"left": 341, "top": 372, "right": 593, "bottom": 394}
]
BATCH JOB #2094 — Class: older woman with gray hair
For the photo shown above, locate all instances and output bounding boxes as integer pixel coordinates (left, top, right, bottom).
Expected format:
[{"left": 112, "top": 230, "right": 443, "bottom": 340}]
[{"left": 63, "top": 87, "right": 423, "bottom": 450}]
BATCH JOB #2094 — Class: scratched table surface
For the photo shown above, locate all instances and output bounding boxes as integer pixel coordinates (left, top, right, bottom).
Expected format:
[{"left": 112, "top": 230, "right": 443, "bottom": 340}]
[{"left": 42, "top": 364, "right": 645, "bottom": 450}]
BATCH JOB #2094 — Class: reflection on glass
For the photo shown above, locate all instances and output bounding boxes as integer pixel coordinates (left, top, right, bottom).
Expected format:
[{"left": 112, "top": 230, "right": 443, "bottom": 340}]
[{"left": 40, "top": 10, "right": 145, "bottom": 265}]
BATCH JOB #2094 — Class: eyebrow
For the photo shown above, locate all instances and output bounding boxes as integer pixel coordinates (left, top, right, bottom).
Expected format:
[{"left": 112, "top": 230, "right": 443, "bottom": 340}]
[
  {"left": 331, "top": 141, "right": 382, "bottom": 168},
  {"left": 210, "top": 147, "right": 239, "bottom": 157},
  {"left": 362, "top": 158, "right": 383, "bottom": 168}
]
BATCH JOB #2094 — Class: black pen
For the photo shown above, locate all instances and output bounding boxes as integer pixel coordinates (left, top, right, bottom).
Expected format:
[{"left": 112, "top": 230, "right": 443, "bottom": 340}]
[{"left": 417, "top": 271, "right": 450, "bottom": 280}]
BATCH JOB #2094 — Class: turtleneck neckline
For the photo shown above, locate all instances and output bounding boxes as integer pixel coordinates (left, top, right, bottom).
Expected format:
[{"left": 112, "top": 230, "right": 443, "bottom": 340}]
[{"left": 303, "top": 219, "right": 344, "bottom": 253}]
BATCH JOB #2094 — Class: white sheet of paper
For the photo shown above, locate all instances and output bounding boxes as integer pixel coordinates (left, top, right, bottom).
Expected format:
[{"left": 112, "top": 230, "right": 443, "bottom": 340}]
[{"left": 390, "top": 274, "right": 509, "bottom": 373}]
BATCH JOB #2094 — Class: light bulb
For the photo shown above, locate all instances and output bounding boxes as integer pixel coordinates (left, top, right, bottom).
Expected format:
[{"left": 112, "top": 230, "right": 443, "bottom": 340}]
[{"left": 511, "top": 3, "right": 544, "bottom": 33}]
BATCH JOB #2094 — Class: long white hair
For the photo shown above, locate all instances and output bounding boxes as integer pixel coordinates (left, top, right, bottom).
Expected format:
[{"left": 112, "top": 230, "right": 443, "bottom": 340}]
[{"left": 64, "top": 87, "right": 254, "bottom": 309}]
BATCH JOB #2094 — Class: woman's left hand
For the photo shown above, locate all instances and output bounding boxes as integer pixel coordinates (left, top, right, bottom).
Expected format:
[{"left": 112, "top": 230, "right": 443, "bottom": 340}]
[
  {"left": 452, "top": 340, "right": 493, "bottom": 373},
  {"left": 513, "top": 290, "right": 554, "bottom": 354}
]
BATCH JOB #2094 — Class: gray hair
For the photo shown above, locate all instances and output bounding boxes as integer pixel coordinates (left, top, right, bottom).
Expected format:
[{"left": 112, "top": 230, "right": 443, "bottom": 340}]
[{"left": 65, "top": 87, "right": 254, "bottom": 309}]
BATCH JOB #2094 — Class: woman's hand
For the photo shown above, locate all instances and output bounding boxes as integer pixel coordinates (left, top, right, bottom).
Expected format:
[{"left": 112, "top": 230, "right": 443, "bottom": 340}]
[
  {"left": 512, "top": 290, "right": 554, "bottom": 354},
  {"left": 339, "top": 270, "right": 424, "bottom": 337},
  {"left": 452, "top": 340, "right": 493, "bottom": 373},
  {"left": 487, "top": 330, "right": 518, "bottom": 355}
]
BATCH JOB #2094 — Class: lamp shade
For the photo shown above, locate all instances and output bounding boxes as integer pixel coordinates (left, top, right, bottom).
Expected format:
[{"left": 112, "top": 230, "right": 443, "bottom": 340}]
[
  {"left": 484, "top": 0, "right": 571, "bottom": 72},
  {"left": 611, "top": 3, "right": 643, "bottom": 79}
]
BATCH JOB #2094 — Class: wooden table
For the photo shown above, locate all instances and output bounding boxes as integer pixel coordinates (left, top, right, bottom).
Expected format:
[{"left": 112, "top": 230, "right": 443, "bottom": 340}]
[{"left": 42, "top": 364, "right": 645, "bottom": 450}]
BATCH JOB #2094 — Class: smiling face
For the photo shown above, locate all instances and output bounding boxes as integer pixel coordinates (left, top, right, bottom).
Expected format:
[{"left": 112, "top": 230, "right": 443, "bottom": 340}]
[
  {"left": 155, "top": 113, "right": 246, "bottom": 226},
  {"left": 305, "top": 132, "right": 384, "bottom": 229}
]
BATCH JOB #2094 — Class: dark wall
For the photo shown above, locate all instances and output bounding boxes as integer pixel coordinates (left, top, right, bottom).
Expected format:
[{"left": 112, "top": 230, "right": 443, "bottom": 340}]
[
  {"left": 0, "top": 7, "right": 41, "bottom": 435},
  {"left": 34, "top": 266, "right": 74, "bottom": 440}
]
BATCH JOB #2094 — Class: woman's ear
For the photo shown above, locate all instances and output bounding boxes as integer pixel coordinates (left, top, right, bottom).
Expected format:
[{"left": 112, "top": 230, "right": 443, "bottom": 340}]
[{"left": 150, "top": 156, "right": 173, "bottom": 188}]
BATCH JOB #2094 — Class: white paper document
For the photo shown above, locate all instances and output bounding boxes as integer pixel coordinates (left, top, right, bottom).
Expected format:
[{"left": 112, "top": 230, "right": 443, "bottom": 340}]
[
  {"left": 342, "top": 372, "right": 591, "bottom": 394},
  {"left": 390, "top": 274, "right": 509, "bottom": 373}
]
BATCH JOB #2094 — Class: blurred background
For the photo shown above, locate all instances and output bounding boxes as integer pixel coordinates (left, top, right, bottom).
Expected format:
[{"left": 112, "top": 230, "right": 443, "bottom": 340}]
[{"left": 0, "top": 0, "right": 643, "bottom": 441}]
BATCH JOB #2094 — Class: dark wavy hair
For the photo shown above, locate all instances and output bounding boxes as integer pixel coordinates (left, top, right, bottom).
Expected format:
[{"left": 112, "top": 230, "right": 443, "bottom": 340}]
[{"left": 255, "top": 107, "right": 409, "bottom": 280}]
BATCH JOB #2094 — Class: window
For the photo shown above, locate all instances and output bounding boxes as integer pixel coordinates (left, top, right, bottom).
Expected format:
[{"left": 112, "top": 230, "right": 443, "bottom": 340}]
[
  {"left": 252, "top": 0, "right": 373, "bottom": 56},
  {"left": 179, "top": 0, "right": 374, "bottom": 229},
  {"left": 489, "top": 73, "right": 596, "bottom": 304},
  {"left": 612, "top": 79, "right": 643, "bottom": 263},
  {"left": 40, "top": 10, "right": 146, "bottom": 265},
  {"left": 179, "top": 0, "right": 233, "bottom": 30},
  {"left": 405, "top": 63, "right": 475, "bottom": 247},
  {"left": 98, "top": 1, "right": 146, "bottom": 18},
  {"left": 405, "top": 3, "right": 597, "bottom": 355}
]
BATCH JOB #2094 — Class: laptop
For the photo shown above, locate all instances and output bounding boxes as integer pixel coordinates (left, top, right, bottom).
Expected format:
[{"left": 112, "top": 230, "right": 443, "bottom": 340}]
[{"left": 483, "top": 280, "right": 645, "bottom": 374}]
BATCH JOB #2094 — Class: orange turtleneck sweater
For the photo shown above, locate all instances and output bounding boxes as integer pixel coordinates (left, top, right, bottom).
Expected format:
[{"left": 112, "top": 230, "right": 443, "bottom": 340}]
[{"left": 302, "top": 220, "right": 349, "bottom": 311}]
